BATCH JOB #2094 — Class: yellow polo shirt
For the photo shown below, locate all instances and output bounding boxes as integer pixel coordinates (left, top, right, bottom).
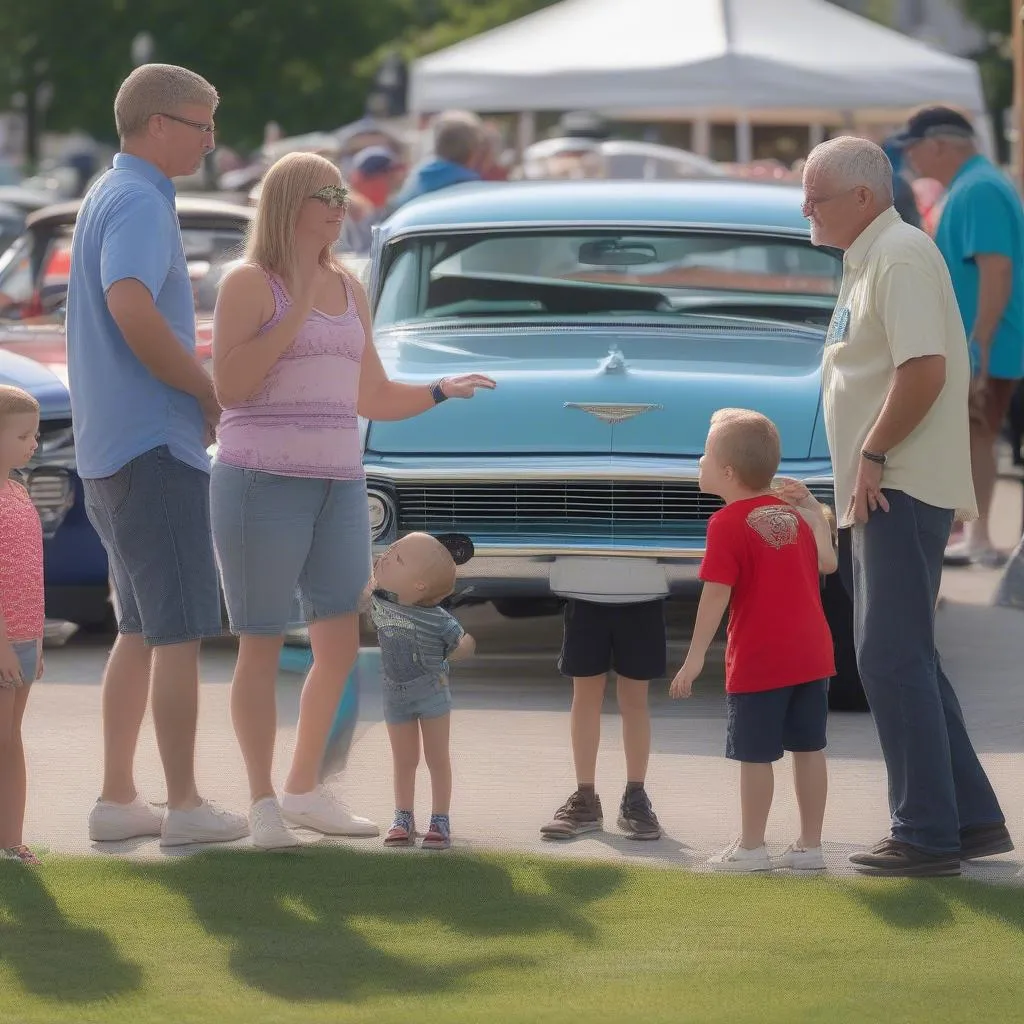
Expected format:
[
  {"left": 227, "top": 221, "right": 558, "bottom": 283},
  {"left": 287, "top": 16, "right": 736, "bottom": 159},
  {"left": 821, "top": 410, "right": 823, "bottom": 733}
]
[{"left": 822, "top": 206, "right": 977, "bottom": 529}]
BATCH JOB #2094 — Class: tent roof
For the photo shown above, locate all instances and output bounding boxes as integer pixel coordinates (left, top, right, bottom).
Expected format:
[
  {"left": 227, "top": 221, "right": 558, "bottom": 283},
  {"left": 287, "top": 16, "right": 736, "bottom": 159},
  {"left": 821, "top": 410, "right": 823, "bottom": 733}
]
[{"left": 410, "top": 0, "right": 986, "bottom": 118}]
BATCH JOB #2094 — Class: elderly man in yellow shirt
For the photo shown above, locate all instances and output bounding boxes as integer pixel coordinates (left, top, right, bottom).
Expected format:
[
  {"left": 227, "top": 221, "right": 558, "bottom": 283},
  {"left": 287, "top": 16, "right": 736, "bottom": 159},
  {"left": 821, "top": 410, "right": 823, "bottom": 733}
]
[{"left": 802, "top": 136, "right": 1012, "bottom": 878}]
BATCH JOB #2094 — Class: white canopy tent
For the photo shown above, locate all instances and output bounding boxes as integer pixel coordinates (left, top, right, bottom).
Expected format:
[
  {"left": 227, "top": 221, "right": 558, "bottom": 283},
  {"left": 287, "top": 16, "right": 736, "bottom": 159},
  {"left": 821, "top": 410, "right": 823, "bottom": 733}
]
[{"left": 410, "top": 0, "right": 991, "bottom": 159}]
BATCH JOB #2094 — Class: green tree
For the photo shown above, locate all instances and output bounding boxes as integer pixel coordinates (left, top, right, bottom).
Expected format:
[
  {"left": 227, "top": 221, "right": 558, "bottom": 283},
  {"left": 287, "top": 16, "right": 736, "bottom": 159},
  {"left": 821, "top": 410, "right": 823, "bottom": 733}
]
[{"left": 957, "top": 0, "right": 1013, "bottom": 161}]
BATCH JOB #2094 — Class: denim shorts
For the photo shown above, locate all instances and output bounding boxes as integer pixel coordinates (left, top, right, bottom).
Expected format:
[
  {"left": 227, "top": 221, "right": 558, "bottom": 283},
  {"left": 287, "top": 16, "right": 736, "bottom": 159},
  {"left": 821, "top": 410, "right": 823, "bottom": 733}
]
[
  {"left": 211, "top": 462, "right": 371, "bottom": 635},
  {"left": 1, "top": 640, "right": 39, "bottom": 688},
  {"left": 83, "top": 446, "right": 223, "bottom": 645},
  {"left": 383, "top": 680, "right": 452, "bottom": 725},
  {"left": 725, "top": 680, "right": 828, "bottom": 763}
]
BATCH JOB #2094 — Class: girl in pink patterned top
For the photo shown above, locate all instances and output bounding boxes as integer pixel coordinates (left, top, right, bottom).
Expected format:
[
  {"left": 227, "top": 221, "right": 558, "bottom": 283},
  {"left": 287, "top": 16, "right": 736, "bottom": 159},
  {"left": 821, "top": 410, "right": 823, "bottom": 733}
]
[
  {"left": 0, "top": 385, "right": 44, "bottom": 865},
  {"left": 210, "top": 152, "right": 495, "bottom": 850}
]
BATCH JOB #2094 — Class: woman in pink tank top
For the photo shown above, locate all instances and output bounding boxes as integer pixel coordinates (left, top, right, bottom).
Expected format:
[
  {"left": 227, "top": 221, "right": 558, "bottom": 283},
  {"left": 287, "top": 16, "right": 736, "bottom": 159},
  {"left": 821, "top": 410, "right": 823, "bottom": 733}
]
[{"left": 210, "top": 152, "right": 494, "bottom": 850}]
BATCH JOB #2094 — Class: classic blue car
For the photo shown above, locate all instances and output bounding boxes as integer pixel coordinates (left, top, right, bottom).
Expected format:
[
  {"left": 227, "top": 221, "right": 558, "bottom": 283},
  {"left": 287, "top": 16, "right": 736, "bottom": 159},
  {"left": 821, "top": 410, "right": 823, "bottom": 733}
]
[
  {"left": 362, "top": 179, "right": 864, "bottom": 708},
  {"left": 0, "top": 348, "right": 108, "bottom": 627}
]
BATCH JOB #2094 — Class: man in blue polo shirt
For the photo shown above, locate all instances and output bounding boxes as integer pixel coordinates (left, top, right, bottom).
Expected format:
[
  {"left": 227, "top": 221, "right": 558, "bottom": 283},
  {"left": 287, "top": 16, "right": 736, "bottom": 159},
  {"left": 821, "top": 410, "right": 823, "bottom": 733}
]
[
  {"left": 899, "top": 106, "right": 1024, "bottom": 567},
  {"left": 66, "top": 63, "right": 246, "bottom": 848}
]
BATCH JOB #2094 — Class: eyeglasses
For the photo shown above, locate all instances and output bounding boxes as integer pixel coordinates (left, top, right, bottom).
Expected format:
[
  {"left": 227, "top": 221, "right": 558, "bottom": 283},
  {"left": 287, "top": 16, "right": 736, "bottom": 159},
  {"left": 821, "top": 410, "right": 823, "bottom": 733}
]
[
  {"left": 310, "top": 184, "right": 350, "bottom": 209},
  {"left": 157, "top": 112, "right": 216, "bottom": 134}
]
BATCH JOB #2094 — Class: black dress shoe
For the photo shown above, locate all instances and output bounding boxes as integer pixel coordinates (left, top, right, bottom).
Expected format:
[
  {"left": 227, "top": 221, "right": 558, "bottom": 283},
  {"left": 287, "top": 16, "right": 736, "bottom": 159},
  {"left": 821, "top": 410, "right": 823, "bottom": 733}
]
[
  {"left": 959, "top": 823, "right": 1014, "bottom": 861},
  {"left": 849, "top": 838, "right": 961, "bottom": 877}
]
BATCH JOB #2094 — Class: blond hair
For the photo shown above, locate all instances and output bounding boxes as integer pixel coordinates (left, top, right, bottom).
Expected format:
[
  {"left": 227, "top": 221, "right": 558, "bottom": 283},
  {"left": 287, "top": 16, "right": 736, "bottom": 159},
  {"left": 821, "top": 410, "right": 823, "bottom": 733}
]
[
  {"left": 709, "top": 408, "right": 781, "bottom": 490},
  {"left": 244, "top": 152, "right": 345, "bottom": 288},
  {"left": 0, "top": 384, "right": 40, "bottom": 419},
  {"left": 114, "top": 63, "right": 219, "bottom": 140},
  {"left": 433, "top": 110, "right": 483, "bottom": 165}
]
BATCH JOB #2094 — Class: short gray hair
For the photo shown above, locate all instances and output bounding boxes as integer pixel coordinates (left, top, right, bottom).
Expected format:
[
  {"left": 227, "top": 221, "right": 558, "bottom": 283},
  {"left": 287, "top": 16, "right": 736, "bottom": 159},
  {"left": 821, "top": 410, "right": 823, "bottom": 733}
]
[
  {"left": 433, "top": 110, "right": 482, "bottom": 165},
  {"left": 115, "top": 63, "right": 219, "bottom": 139},
  {"left": 805, "top": 136, "right": 893, "bottom": 203}
]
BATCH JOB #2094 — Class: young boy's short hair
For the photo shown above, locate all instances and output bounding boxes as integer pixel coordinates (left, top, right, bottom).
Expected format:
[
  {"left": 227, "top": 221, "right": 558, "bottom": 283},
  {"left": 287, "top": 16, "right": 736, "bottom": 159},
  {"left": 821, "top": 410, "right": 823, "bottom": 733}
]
[
  {"left": 0, "top": 385, "right": 40, "bottom": 419},
  {"left": 709, "top": 408, "right": 781, "bottom": 490}
]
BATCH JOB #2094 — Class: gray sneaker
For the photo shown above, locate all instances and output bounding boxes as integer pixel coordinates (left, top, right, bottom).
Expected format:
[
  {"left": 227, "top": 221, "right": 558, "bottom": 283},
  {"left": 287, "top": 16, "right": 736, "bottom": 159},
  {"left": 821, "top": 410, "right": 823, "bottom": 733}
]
[{"left": 540, "top": 790, "right": 603, "bottom": 839}]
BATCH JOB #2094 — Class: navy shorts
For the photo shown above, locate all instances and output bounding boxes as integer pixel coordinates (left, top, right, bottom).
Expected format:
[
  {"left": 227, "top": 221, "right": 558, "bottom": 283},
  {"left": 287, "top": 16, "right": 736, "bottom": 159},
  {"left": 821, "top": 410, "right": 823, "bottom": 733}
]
[
  {"left": 211, "top": 462, "right": 371, "bottom": 635},
  {"left": 83, "top": 446, "right": 223, "bottom": 646},
  {"left": 725, "top": 679, "right": 829, "bottom": 763}
]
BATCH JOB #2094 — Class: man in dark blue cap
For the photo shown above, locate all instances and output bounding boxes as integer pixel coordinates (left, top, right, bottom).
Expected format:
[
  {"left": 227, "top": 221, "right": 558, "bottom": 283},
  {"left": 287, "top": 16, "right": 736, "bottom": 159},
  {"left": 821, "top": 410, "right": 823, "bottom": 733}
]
[
  {"left": 897, "top": 106, "right": 1024, "bottom": 568},
  {"left": 338, "top": 145, "right": 406, "bottom": 256}
]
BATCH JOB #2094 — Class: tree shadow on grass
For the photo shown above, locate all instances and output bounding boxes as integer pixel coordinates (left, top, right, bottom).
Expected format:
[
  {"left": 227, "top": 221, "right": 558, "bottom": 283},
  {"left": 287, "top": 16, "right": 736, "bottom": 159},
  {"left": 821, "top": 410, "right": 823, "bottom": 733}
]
[
  {"left": 0, "top": 864, "right": 143, "bottom": 1003},
  {"left": 127, "top": 846, "right": 625, "bottom": 1004},
  {"left": 848, "top": 877, "right": 1024, "bottom": 935}
]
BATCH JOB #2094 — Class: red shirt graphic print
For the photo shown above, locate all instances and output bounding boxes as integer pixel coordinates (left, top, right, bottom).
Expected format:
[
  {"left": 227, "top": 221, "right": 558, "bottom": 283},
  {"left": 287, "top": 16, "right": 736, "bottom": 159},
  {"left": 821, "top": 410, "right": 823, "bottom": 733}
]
[{"left": 699, "top": 495, "right": 835, "bottom": 693}]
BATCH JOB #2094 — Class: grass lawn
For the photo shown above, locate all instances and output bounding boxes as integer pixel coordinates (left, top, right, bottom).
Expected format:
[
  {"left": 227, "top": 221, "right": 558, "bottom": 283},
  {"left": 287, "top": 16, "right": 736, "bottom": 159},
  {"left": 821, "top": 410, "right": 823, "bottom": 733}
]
[{"left": 1, "top": 848, "right": 1023, "bottom": 1024}]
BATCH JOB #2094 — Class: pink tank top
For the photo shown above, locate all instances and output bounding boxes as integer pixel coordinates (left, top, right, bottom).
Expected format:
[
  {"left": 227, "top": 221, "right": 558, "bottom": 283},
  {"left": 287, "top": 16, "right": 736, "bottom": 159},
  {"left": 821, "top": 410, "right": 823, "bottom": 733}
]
[
  {"left": 0, "top": 479, "right": 44, "bottom": 643},
  {"left": 216, "top": 269, "right": 366, "bottom": 479}
]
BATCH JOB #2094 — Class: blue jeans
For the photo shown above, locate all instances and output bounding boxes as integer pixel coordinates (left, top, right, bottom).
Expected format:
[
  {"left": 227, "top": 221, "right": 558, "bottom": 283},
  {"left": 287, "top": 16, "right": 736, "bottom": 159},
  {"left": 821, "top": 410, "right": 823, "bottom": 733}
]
[{"left": 840, "top": 490, "right": 1005, "bottom": 854}]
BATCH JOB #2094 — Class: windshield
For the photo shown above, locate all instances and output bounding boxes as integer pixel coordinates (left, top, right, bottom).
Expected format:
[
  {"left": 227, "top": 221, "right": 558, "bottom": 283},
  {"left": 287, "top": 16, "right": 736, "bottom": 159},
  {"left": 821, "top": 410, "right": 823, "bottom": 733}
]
[{"left": 375, "top": 229, "right": 842, "bottom": 329}]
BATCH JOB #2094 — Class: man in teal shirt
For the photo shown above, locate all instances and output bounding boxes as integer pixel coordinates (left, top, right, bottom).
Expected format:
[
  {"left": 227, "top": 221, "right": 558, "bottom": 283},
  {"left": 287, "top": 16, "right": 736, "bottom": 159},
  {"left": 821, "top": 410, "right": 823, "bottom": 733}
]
[{"left": 899, "top": 107, "right": 1024, "bottom": 567}]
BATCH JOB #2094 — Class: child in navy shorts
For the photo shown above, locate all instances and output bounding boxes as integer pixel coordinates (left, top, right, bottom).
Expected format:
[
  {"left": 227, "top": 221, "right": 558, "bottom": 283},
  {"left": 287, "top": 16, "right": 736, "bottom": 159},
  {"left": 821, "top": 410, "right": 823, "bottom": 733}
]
[{"left": 671, "top": 408, "right": 838, "bottom": 872}]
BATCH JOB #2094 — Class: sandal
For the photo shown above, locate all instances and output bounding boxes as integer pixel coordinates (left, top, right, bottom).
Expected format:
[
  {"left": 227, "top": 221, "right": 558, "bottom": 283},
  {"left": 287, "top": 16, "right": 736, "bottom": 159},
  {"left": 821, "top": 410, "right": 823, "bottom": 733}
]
[
  {"left": 2, "top": 845, "right": 40, "bottom": 865},
  {"left": 422, "top": 815, "right": 451, "bottom": 850},
  {"left": 384, "top": 812, "right": 415, "bottom": 846}
]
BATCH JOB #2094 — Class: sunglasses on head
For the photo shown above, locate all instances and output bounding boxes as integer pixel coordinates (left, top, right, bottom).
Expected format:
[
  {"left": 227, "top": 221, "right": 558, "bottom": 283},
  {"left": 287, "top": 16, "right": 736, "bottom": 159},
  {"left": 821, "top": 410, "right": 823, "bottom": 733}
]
[{"left": 310, "top": 184, "right": 350, "bottom": 208}]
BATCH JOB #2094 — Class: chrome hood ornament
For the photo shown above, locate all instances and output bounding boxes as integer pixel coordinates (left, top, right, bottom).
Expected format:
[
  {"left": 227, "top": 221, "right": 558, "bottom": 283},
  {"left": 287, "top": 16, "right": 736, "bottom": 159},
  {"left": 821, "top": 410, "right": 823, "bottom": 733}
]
[{"left": 564, "top": 402, "right": 663, "bottom": 425}]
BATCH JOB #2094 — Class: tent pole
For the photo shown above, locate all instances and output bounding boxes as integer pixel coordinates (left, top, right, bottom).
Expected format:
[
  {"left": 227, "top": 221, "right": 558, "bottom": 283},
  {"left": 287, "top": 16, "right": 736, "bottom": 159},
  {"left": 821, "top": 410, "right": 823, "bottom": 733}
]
[
  {"left": 516, "top": 111, "right": 536, "bottom": 158},
  {"left": 693, "top": 116, "right": 711, "bottom": 157},
  {"left": 735, "top": 115, "right": 752, "bottom": 165}
]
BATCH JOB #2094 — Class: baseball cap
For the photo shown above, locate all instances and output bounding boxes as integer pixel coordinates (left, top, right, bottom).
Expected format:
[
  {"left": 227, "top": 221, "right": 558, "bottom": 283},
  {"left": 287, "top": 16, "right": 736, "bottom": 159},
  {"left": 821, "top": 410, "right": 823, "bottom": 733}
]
[
  {"left": 892, "top": 106, "right": 974, "bottom": 147},
  {"left": 351, "top": 145, "right": 401, "bottom": 176}
]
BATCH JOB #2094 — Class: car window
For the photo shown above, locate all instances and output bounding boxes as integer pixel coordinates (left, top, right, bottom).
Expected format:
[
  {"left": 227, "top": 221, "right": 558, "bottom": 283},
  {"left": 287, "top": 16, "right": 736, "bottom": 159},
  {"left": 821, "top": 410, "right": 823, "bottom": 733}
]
[
  {"left": 375, "top": 230, "right": 841, "bottom": 328},
  {"left": 0, "top": 219, "right": 247, "bottom": 322}
]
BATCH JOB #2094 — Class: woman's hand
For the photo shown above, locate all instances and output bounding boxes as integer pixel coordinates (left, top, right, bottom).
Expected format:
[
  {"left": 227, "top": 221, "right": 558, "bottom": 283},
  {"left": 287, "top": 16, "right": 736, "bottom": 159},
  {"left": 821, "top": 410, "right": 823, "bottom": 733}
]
[{"left": 440, "top": 374, "right": 497, "bottom": 398}]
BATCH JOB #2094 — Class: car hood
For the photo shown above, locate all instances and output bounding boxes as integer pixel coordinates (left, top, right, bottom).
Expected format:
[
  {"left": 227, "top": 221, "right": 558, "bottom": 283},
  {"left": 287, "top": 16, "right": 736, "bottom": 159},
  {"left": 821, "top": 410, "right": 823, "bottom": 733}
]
[
  {"left": 0, "top": 347, "right": 70, "bottom": 418},
  {"left": 365, "top": 321, "right": 825, "bottom": 459}
]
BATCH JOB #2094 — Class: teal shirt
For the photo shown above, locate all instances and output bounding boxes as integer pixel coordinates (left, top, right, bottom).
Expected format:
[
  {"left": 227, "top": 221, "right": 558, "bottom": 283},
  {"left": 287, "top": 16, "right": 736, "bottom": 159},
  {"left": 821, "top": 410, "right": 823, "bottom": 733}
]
[{"left": 934, "top": 154, "right": 1024, "bottom": 380}]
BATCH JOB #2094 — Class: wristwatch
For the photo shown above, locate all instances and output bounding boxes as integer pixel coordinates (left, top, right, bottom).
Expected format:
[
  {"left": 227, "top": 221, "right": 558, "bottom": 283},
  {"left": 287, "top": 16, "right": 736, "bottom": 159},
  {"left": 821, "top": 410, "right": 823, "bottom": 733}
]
[
  {"left": 861, "top": 448, "right": 886, "bottom": 465},
  {"left": 429, "top": 379, "right": 448, "bottom": 404}
]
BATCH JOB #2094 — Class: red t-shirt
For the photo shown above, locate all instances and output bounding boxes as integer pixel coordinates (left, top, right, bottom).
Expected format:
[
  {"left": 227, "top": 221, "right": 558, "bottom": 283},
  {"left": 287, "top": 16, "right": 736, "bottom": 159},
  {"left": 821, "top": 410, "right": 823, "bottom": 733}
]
[{"left": 699, "top": 495, "right": 835, "bottom": 694}]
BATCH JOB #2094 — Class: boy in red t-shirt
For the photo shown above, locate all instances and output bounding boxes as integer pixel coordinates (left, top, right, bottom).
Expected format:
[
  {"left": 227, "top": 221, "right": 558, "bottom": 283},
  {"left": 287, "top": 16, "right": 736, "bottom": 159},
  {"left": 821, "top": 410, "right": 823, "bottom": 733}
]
[{"left": 670, "top": 408, "right": 838, "bottom": 873}]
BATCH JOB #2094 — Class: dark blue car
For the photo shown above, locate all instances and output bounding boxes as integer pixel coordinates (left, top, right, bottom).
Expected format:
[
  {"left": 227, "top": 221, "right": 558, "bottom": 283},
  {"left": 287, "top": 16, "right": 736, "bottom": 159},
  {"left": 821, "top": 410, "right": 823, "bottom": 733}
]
[{"left": 0, "top": 348, "right": 109, "bottom": 627}]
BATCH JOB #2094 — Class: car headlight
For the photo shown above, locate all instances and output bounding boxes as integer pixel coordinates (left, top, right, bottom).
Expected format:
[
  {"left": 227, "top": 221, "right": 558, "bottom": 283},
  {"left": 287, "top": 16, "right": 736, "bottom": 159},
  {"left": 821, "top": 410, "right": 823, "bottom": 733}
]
[{"left": 367, "top": 489, "right": 394, "bottom": 540}]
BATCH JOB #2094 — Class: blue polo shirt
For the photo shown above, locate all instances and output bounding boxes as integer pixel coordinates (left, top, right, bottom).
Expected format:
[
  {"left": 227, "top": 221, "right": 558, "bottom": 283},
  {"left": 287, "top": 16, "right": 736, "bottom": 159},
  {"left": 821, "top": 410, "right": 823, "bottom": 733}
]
[
  {"left": 66, "top": 153, "right": 208, "bottom": 478},
  {"left": 934, "top": 154, "right": 1024, "bottom": 380}
]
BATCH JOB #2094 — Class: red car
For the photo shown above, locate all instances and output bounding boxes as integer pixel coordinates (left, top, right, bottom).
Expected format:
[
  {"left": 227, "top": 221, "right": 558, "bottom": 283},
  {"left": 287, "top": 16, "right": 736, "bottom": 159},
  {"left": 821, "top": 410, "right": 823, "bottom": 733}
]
[{"left": 0, "top": 195, "right": 252, "bottom": 381}]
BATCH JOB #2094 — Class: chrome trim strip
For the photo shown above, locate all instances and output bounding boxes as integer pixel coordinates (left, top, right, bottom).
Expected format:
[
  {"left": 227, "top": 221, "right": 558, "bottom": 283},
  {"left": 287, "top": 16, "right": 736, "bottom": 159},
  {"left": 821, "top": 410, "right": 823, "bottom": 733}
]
[
  {"left": 364, "top": 463, "right": 833, "bottom": 485},
  {"left": 380, "top": 221, "right": 814, "bottom": 246}
]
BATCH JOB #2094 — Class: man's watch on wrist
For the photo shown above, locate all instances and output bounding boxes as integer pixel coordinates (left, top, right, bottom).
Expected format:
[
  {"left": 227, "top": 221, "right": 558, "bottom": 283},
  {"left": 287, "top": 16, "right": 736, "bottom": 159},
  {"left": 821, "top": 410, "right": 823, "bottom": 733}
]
[
  {"left": 861, "top": 448, "right": 887, "bottom": 466},
  {"left": 429, "top": 379, "right": 448, "bottom": 404}
]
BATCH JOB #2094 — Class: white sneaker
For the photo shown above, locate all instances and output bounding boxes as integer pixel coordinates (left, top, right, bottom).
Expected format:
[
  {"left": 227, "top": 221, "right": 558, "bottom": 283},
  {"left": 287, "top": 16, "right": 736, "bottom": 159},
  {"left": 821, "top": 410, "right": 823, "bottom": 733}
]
[
  {"left": 280, "top": 785, "right": 379, "bottom": 837},
  {"left": 89, "top": 796, "right": 164, "bottom": 842},
  {"left": 160, "top": 800, "right": 250, "bottom": 847},
  {"left": 250, "top": 797, "right": 301, "bottom": 850},
  {"left": 944, "top": 541, "right": 1007, "bottom": 569},
  {"left": 708, "top": 839, "right": 772, "bottom": 873},
  {"left": 774, "top": 843, "right": 826, "bottom": 871}
]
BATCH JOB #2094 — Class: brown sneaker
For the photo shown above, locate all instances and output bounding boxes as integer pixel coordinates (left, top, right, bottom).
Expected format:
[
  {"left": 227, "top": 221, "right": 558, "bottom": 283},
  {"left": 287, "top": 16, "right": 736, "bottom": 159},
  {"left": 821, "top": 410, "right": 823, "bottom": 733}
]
[
  {"left": 849, "top": 838, "right": 960, "bottom": 878},
  {"left": 540, "top": 790, "right": 603, "bottom": 839},
  {"left": 960, "top": 822, "right": 1014, "bottom": 861},
  {"left": 617, "top": 787, "right": 662, "bottom": 840}
]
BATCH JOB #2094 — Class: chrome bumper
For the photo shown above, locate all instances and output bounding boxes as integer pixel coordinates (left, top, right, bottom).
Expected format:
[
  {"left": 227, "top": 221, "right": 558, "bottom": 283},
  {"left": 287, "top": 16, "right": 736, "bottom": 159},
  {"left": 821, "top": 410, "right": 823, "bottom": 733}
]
[{"left": 371, "top": 541, "right": 706, "bottom": 598}]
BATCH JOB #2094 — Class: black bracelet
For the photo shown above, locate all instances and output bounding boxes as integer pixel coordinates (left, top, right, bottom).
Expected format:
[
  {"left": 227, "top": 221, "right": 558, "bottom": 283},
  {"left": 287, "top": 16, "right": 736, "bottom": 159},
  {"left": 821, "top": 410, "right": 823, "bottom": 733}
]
[
  {"left": 429, "top": 379, "right": 448, "bottom": 404},
  {"left": 861, "top": 448, "right": 886, "bottom": 465}
]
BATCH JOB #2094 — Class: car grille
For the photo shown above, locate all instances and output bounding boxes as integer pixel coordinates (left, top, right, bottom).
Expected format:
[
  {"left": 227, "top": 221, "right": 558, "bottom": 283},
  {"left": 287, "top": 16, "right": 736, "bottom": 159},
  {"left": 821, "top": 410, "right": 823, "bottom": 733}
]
[
  {"left": 23, "top": 467, "right": 75, "bottom": 538},
  {"left": 393, "top": 480, "right": 836, "bottom": 536}
]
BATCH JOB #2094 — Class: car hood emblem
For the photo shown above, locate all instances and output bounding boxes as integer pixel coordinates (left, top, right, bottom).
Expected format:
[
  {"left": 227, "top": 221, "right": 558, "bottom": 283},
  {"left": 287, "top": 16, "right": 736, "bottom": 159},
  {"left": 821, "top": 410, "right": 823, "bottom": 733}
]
[{"left": 564, "top": 402, "right": 663, "bottom": 424}]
